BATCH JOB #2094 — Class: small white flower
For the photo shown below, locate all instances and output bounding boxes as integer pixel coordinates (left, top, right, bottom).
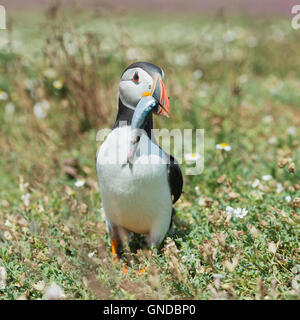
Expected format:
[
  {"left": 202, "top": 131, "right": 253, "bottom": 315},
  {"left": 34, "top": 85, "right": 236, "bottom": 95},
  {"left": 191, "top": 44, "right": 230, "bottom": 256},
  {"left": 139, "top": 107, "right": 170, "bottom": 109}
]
[
  {"left": 195, "top": 186, "right": 200, "bottom": 195},
  {"left": 4, "top": 220, "right": 11, "bottom": 227},
  {"left": 287, "top": 126, "right": 296, "bottom": 137},
  {"left": 226, "top": 206, "right": 235, "bottom": 214},
  {"left": 21, "top": 193, "right": 31, "bottom": 201},
  {"left": 268, "top": 137, "right": 277, "bottom": 145},
  {"left": 198, "top": 197, "right": 206, "bottom": 206},
  {"left": 53, "top": 80, "right": 64, "bottom": 90},
  {"left": 5, "top": 103, "right": 15, "bottom": 115},
  {"left": 21, "top": 193, "right": 31, "bottom": 206},
  {"left": 234, "top": 208, "right": 248, "bottom": 218},
  {"left": 88, "top": 252, "right": 95, "bottom": 258},
  {"left": 193, "top": 69, "right": 203, "bottom": 80},
  {"left": 276, "top": 183, "right": 283, "bottom": 194},
  {"left": 33, "top": 100, "right": 50, "bottom": 119},
  {"left": 216, "top": 143, "right": 231, "bottom": 152},
  {"left": 227, "top": 206, "right": 248, "bottom": 219},
  {"left": 223, "top": 30, "right": 236, "bottom": 43},
  {"left": 184, "top": 153, "right": 201, "bottom": 165},
  {"left": 252, "top": 179, "right": 260, "bottom": 188},
  {"left": 44, "top": 282, "right": 65, "bottom": 300},
  {"left": 285, "top": 196, "right": 292, "bottom": 203},
  {"left": 262, "top": 175, "right": 272, "bottom": 181},
  {"left": 74, "top": 179, "right": 85, "bottom": 188},
  {"left": 0, "top": 90, "right": 8, "bottom": 101},
  {"left": 33, "top": 280, "right": 45, "bottom": 291}
]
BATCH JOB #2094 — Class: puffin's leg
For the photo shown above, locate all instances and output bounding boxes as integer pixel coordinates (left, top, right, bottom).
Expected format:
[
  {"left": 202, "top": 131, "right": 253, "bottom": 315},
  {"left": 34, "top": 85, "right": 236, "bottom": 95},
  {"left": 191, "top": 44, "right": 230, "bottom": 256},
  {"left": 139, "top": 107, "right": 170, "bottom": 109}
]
[
  {"left": 106, "top": 219, "right": 121, "bottom": 262},
  {"left": 106, "top": 219, "right": 129, "bottom": 274}
]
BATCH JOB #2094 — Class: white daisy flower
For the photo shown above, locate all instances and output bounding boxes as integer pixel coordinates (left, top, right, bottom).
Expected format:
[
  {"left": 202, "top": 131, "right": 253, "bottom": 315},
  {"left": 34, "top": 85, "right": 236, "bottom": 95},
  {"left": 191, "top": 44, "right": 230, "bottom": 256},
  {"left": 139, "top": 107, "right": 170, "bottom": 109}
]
[
  {"left": 53, "top": 80, "right": 64, "bottom": 90},
  {"left": 252, "top": 179, "right": 260, "bottom": 188},
  {"left": 193, "top": 69, "right": 203, "bottom": 80},
  {"left": 216, "top": 143, "right": 231, "bottom": 152},
  {"left": 74, "top": 179, "right": 85, "bottom": 188},
  {"left": 262, "top": 175, "right": 272, "bottom": 181},
  {"left": 226, "top": 206, "right": 248, "bottom": 219},
  {"left": 235, "top": 208, "right": 248, "bottom": 218},
  {"left": 287, "top": 126, "right": 296, "bottom": 136},
  {"left": 0, "top": 90, "right": 8, "bottom": 101},
  {"left": 5, "top": 103, "right": 15, "bottom": 115},
  {"left": 268, "top": 137, "right": 277, "bottom": 145},
  {"left": 88, "top": 252, "right": 95, "bottom": 258},
  {"left": 226, "top": 206, "right": 235, "bottom": 214},
  {"left": 21, "top": 193, "right": 31, "bottom": 206},
  {"left": 276, "top": 183, "right": 283, "bottom": 194},
  {"left": 234, "top": 208, "right": 248, "bottom": 218},
  {"left": 223, "top": 30, "right": 237, "bottom": 43},
  {"left": 184, "top": 153, "right": 201, "bottom": 165},
  {"left": 33, "top": 100, "right": 50, "bottom": 119},
  {"left": 198, "top": 197, "right": 206, "bottom": 206},
  {"left": 5, "top": 220, "right": 11, "bottom": 227},
  {"left": 285, "top": 196, "right": 292, "bottom": 203}
]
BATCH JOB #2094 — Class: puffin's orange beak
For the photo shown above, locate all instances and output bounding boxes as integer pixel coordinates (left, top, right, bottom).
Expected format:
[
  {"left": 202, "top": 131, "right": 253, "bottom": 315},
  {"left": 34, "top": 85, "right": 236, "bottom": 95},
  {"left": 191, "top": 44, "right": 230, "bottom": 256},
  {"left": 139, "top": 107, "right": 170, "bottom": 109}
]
[
  {"left": 156, "top": 79, "right": 170, "bottom": 117},
  {"left": 143, "top": 74, "right": 170, "bottom": 118}
]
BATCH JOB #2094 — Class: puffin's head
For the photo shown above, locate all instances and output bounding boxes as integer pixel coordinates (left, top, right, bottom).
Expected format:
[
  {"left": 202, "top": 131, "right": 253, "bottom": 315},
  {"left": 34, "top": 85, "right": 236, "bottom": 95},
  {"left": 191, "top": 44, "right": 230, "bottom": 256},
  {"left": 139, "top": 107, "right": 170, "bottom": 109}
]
[{"left": 119, "top": 61, "right": 170, "bottom": 117}]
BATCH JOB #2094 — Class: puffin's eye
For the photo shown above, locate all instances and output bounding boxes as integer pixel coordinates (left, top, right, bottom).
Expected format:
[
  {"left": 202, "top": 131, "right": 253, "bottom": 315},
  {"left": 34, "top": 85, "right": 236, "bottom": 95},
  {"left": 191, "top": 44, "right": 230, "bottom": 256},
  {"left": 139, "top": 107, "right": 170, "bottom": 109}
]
[{"left": 132, "top": 72, "right": 139, "bottom": 83}]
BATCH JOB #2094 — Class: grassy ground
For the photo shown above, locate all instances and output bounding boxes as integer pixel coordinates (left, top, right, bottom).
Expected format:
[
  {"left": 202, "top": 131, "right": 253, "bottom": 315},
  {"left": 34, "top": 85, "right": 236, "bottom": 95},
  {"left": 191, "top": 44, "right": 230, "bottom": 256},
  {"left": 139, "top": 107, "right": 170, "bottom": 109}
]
[{"left": 0, "top": 9, "right": 299, "bottom": 300}]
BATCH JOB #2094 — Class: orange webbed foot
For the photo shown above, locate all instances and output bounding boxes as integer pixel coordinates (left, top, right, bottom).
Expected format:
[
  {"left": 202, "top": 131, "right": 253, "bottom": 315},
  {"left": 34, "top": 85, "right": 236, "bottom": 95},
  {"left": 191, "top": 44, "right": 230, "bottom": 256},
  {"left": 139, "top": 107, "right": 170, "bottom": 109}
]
[
  {"left": 111, "top": 239, "right": 128, "bottom": 274},
  {"left": 111, "top": 239, "right": 146, "bottom": 276}
]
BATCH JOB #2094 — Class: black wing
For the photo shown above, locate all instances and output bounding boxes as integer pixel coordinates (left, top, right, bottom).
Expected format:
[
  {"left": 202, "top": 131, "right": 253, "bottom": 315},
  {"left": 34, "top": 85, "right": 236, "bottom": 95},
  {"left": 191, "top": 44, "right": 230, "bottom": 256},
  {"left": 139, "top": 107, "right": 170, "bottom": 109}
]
[
  {"left": 167, "top": 154, "right": 183, "bottom": 204},
  {"left": 152, "top": 134, "right": 183, "bottom": 204}
]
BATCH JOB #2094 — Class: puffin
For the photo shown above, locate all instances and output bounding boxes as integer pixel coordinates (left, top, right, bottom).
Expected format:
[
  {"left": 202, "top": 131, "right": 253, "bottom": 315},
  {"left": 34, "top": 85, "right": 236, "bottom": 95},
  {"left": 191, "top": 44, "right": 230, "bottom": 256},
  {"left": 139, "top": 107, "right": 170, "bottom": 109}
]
[{"left": 96, "top": 62, "right": 183, "bottom": 262}]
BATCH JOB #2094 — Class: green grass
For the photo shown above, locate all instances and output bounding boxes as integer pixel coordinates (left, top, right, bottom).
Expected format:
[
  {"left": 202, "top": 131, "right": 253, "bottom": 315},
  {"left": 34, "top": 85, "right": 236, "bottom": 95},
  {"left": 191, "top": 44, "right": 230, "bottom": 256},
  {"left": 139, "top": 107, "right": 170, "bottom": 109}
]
[{"left": 0, "top": 10, "right": 299, "bottom": 300}]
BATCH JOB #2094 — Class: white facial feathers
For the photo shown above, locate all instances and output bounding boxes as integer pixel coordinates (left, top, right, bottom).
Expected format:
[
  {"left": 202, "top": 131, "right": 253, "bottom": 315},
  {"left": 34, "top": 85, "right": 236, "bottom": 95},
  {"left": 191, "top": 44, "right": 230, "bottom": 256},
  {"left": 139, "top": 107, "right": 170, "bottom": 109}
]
[{"left": 119, "top": 67, "right": 153, "bottom": 110}]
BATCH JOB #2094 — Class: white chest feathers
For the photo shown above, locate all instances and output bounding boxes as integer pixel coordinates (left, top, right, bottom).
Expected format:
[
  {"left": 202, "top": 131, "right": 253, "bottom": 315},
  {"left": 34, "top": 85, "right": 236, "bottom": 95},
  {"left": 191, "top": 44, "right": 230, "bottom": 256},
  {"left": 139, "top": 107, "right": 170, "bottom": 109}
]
[{"left": 96, "top": 126, "right": 172, "bottom": 237}]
